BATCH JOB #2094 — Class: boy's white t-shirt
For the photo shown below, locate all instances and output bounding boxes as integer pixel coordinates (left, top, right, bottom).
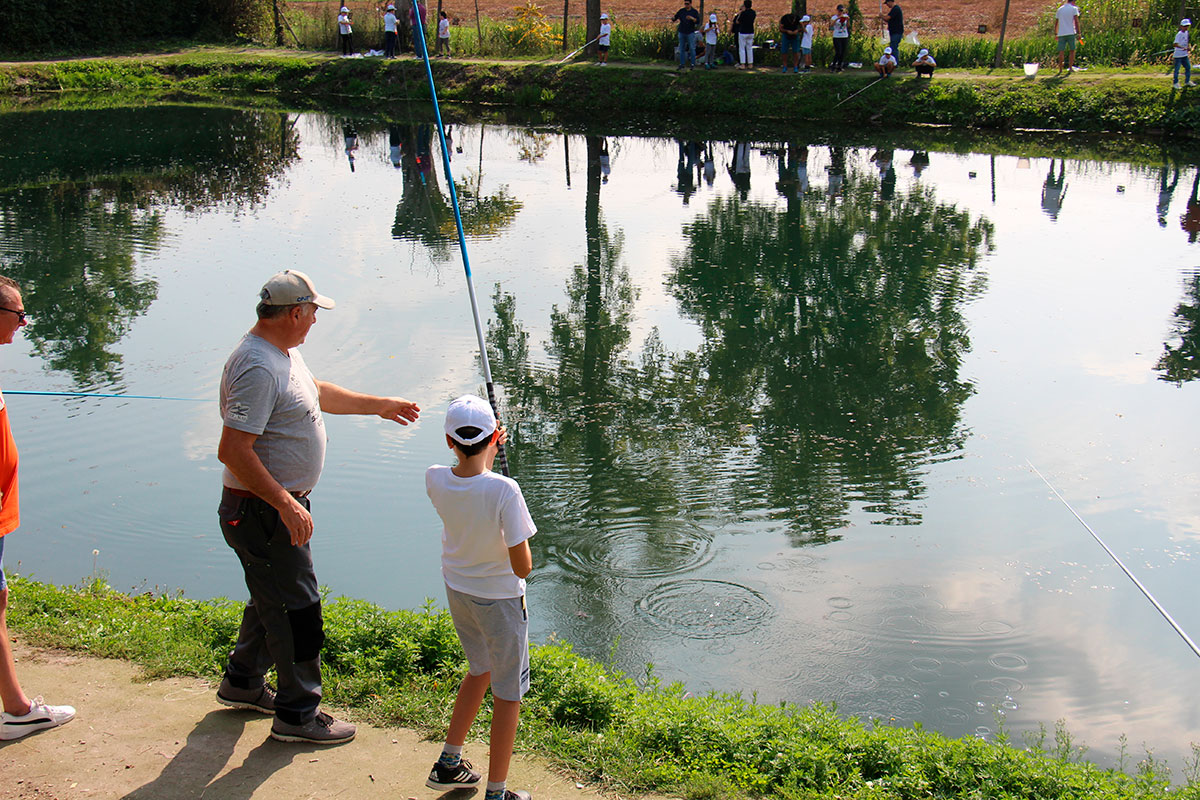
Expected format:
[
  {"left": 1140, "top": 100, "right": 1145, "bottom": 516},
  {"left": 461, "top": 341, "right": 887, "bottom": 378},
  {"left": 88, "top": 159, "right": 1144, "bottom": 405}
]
[
  {"left": 338, "top": 12, "right": 352, "bottom": 34},
  {"left": 801, "top": 22, "right": 814, "bottom": 48},
  {"left": 704, "top": 21, "right": 718, "bottom": 44},
  {"left": 439, "top": 17, "right": 451, "bottom": 37},
  {"left": 426, "top": 465, "right": 537, "bottom": 599},
  {"left": 879, "top": 53, "right": 897, "bottom": 66},
  {"left": 599, "top": 22, "right": 611, "bottom": 45},
  {"left": 1175, "top": 29, "right": 1190, "bottom": 58},
  {"left": 1055, "top": 3, "right": 1078, "bottom": 36}
]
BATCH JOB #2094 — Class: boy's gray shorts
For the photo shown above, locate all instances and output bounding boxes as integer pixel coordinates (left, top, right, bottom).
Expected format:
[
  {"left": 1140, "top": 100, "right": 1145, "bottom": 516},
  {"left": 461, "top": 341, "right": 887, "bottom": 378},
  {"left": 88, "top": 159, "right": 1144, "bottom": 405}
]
[{"left": 446, "top": 586, "right": 530, "bottom": 701}]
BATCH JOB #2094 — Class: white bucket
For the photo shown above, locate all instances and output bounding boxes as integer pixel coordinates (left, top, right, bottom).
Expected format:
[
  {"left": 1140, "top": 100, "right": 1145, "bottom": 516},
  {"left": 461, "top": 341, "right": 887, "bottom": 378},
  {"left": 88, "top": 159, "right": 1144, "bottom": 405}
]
[{"left": 1023, "top": 62, "right": 1039, "bottom": 77}]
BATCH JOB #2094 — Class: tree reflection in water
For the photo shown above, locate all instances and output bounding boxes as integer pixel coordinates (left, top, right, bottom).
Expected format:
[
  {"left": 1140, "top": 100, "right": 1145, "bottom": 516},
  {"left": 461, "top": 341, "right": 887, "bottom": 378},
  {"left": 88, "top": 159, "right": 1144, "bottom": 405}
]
[
  {"left": 1156, "top": 269, "right": 1200, "bottom": 385},
  {"left": 0, "top": 106, "right": 300, "bottom": 386},
  {"left": 490, "top": 138, "right": 994, "bottom": 548}
]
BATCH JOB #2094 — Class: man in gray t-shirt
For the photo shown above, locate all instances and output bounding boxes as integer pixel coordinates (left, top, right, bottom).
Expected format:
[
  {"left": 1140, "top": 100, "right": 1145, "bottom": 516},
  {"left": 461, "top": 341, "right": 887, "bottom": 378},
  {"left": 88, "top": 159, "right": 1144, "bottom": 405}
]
[{"left": 215, "top": 269, "right": 419, "bottom": 745}]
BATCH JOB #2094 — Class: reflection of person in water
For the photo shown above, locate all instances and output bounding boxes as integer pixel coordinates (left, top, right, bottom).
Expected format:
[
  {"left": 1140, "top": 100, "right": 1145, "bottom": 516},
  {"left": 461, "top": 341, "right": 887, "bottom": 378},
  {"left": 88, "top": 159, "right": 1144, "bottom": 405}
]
[
  {"left": 676, "top": 140, "right": 698, "bottom": 204},
  {"left": 389, "top": 125, "right": 403, "bottom": 169},
  {"left": 343, "top": 122, "right": 358, "bottom": 173},
  {"left": 873, "top": 148, "right": 895, "bottom": 201},
  {"left": 599, "top": 138, "right": 610, "bottom": 184},
  {"left": 1041, "top": 158, "right": 1068, "bottom": 221},
  {"left": 1182, "top": 170, "right": 1200, "bottom": 243},
  {"left": 703, "top": 144, "right": 715, "bottom": 186},
  {"left": 444, "top": 126, "right": 453, "bottom": 162},
  {"left": 416, "top": 123, "right": 433, "bottom": 179},
  {"left": 730, "top": 141, "right": 751, "bottom": 198},
  {"left": 827, "top": 144, "right": 845, "bottom": 198},
  {"left": 910, "top": 150, "right": 930, "bottom": 178},
  {"left": 1158, "top": 163, "right": 1180, "bottom": 228}
]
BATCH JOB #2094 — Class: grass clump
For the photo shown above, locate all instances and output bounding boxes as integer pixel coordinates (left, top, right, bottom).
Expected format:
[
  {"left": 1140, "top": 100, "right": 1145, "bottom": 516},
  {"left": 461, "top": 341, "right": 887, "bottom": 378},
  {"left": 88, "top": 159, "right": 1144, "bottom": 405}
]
[{"left": 8, "top": 576, "right": 1200, "bottom": 799}]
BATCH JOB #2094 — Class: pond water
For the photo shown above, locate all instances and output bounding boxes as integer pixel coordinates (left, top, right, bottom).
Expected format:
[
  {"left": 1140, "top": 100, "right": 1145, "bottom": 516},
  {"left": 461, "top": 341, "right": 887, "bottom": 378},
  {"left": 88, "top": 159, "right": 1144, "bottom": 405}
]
[{"left": 3, "top": 102, "right": 1200, "bottom": 770}]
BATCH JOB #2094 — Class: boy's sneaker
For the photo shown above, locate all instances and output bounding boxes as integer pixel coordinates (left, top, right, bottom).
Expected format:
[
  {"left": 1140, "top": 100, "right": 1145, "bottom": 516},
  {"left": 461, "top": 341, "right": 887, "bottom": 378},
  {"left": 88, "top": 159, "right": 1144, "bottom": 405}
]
[
  {"left": 426, "top": 758, "right": 481, "bottom": 789},
  {"left": 216, "top": 678, "right": 276, "bottom": 714},
  {"left": 269, "top": 711, "right": 356, "bottom": 744},
  {"left": 503, "top": 791, "right": 532, "bottom": 800},
  {"left": 0, "top": 698, "right": 76, "bottom": 740},
  {"left": 1176, "top": 81, "right": 1182, "bottom": 89}
]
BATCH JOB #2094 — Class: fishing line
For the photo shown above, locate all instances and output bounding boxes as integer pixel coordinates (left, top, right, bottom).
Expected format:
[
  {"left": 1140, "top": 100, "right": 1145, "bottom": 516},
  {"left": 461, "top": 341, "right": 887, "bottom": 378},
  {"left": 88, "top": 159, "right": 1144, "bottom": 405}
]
[
  {"left": 410, "top": 8, "right": 509, "bottom": 476},
  {"left": 1028, "top": 460, "right": 1200, "bottom": 660},
  {"left": 5, "top": 390, "right": 203, "bottom": 401},
  {"left": 834, "top": 76, "right": 885, "bottom": 107}
]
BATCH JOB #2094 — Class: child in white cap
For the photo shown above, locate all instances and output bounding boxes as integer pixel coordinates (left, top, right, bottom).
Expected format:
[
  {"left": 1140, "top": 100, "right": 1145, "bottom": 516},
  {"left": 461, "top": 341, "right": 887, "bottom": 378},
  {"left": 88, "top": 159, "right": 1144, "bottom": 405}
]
[
  {"left": 799, "top": 14, "right": 815, "bottom": 71},
  {"left": 1174, "top": 18, "right": 1195, "bottom": 89},
  {"left": 875, "top": 46, "right": 897, "bottom": 76},
  {"left": 424, "top": 395, "right": 537, "bottom": 800},
  {"left": 913, "top": 47, "right": 936, "bottom": 78},
  {"left": 337, "top": 6, "right": 353, "bottom": 56},
  {"left": 598, "top": 12, "right": 611, "bottom": 64},
  {"left": 703, "top": 11, "right": 720, "bottom": 68}
]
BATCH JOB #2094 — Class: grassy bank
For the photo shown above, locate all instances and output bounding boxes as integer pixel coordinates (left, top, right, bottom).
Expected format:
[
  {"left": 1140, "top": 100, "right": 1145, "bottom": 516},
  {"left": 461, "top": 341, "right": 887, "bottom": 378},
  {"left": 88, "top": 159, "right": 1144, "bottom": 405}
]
[
  {"left": 1, "top": 49, "right": 1198, "bottom": 135},
  {"left": 8, "top": 575, "right": 1200, "bottom": 800}
]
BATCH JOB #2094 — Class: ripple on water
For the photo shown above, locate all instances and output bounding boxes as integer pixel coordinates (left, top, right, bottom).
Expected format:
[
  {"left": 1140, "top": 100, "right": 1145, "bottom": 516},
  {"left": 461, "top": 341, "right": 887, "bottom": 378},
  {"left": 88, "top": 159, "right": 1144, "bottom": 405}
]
[
  {"left": 556, "top": 519, "right": 714, "bottom": 579},
  {"left": 988, "top": 652, "right": 1029, "bottom": 671},
  {"left": 635, "top": 579, "right": 772, "bottom": 639}
]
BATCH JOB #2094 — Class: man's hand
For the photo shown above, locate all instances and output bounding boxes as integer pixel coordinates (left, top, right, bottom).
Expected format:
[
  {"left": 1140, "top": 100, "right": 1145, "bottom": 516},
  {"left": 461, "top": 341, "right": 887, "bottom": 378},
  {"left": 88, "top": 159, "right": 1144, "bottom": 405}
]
[
  {"left": 281, "top": 496, "right": 315, "bottom": 546},
  {"left": 376, "top": 397, "right": 421, "bottom": 425}
]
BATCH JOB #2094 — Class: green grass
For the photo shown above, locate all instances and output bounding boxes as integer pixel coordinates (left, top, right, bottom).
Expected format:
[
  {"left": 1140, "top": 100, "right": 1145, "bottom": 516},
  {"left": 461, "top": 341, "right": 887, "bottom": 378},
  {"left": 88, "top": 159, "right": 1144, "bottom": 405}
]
[{"left": 9, "top": 575, "right": 1200, "bottom": 800}]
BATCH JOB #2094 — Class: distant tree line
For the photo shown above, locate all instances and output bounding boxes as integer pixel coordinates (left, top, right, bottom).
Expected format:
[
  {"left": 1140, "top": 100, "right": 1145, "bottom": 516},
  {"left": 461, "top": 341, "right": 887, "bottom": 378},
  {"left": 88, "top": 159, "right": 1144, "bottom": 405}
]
[{"left": 0, "top": 0, "right": 273, "bottom": 54}]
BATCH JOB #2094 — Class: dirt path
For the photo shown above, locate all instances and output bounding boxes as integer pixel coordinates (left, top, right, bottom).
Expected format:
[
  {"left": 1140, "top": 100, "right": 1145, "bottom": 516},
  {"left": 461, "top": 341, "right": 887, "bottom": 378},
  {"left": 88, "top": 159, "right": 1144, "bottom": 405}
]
[{"left": 0, "top": 643, "right": 657, "bottom": 800}]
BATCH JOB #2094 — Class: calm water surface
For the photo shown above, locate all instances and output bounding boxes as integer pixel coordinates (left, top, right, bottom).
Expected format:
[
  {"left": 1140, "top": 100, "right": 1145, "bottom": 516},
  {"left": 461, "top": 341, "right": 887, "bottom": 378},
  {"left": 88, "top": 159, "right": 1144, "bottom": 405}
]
[{"left": 3, "top": 104, "right": 1200, "bottom": 769}]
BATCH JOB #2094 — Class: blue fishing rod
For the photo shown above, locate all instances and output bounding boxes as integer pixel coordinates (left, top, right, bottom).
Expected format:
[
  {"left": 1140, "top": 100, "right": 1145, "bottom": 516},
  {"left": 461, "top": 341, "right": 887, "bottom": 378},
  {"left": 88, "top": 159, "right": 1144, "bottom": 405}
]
[
  {"left": 1028, "top": 460, "right": 1200, "bottom": 660},
  {"left": 410, "top": 8, "right": 509, "bottom": 476}
]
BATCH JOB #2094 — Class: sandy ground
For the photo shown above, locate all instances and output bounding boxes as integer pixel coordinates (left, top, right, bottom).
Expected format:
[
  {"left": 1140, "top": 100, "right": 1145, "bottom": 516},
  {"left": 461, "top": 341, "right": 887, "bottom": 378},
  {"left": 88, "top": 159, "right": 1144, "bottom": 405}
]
[
  {"left": 293, "top": 0, "right": 1052, "bottom": 38},
  {"left": 0, "top": 642, "right": 662, "bottom": 800}
]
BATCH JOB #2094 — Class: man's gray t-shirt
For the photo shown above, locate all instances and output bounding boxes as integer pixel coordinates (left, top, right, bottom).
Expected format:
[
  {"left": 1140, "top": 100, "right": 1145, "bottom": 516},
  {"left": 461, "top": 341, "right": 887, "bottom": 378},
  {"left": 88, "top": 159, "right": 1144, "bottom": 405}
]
[{"left": 220, "top": 333, "right": 326, "bottom": 493}]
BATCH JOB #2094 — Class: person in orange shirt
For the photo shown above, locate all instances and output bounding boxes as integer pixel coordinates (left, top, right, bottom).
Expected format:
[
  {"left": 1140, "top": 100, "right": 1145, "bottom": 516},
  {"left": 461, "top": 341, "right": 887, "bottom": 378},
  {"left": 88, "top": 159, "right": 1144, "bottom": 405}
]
[{"left": 0, "top": 275, "right": 76, "bottom": 741}]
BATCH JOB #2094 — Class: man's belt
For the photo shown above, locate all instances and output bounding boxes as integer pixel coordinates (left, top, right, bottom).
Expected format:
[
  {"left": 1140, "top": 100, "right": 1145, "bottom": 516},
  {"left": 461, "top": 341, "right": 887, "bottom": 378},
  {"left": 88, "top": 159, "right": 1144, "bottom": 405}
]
[{"left": 226, "top": 487, "right": 311, "bottom": 501}]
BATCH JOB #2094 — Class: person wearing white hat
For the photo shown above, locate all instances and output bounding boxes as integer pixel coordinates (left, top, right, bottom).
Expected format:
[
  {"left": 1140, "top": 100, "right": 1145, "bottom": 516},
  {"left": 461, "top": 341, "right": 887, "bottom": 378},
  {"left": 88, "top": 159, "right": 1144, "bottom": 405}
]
[
  {"left": 424, "top": 394, "right": 537, "bottom": 800},
  {"left": 1054, "top": 0, "right": 1081, "bottom": 72},
  {"left": 702, "top": 11, "right": 720, "bottom": 68},
  {"left": 383, "top": 4, "right": 399, "bottom": 58},
  {"left": 875, "top": 45, "right": 897, "bottom": 77},
  {"left": 215, "top": 270, "right": 420, "bottom": 744},
  {"left": 1174, "top": 18, "right": 1195, "bottom": 89},
  {"left": 799, "top": 13, "right": 815, "bottom": 71},
  {"left": 913, "top": 47, "right": 936, "bottom": 78},
  {"left": 337, "top": 6, "right": 353, "bottom": 56},
  {"left": 597, "top": 12, "right": 612, "bottom": 65}
]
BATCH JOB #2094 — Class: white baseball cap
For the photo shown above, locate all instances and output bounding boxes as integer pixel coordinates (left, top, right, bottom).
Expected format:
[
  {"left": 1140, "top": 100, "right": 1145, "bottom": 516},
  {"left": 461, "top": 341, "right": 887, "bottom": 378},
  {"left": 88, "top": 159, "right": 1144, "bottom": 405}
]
[
  {"left": 259, "top": 270, "right": 335, "bottom": 309},
  {"left": 340, "top": 6, "right": 349, "bottom": 12},
  {"left": 710, "top": 12, "right": 717, "bottom": 20},
  {"left": 1183, "top": 17, "right": 1192, "bottom": 25},
  {"left": 600, "top": 12, "right": 608, "bottom": 18},
  {"left": 918, "top": 48, "right": 929, "bottom": 56},
  {"left": 445, "top": 394, "right": 497, "bottom": 445},
  {"left": 884, "top": 46, "right": 892, "bottom": 54},
  {"left": 800, "top": 14, "right": 810, "bottom": 21}
]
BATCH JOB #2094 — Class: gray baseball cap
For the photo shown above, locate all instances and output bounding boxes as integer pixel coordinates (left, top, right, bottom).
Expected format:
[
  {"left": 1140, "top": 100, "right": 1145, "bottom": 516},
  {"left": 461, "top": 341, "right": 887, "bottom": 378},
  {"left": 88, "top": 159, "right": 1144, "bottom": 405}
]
[{"left": 259, "top": 270, "right": 336, "bottom": 309}]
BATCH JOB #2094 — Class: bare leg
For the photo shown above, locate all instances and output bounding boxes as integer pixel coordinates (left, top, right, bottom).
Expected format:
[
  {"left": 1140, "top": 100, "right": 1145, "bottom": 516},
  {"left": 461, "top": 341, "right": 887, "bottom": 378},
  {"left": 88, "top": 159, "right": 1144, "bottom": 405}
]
[
  {"left": 487, "top": 697, "right": 521, "bottom": 784},
  {"left": 0, "top": 589, "right": 32, "bottom": 716},
  {"left": 446, "top": 671, "right": 490, "bottom": 745}
]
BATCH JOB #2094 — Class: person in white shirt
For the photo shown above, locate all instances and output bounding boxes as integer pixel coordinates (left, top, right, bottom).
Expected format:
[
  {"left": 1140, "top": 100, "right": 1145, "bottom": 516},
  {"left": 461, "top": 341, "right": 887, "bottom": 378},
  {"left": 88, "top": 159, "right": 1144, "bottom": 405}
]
[
  {"left": 337, "top": 6, "right": 353, "bottom": 56},
  {"left": 799, "top": 14, "right": 815, "bottom": 71},
  {"left": 597, "top": 12, "right": 612, "bottom": 65},
  {"left": 913, "top": 47, "right": 936, "bottom": 78},
  {"left": 383, "top": 4, "right": 399, "bottom": 58},
  {"left": 436, "top": 11, "right": 451, "bottom": 56},
  {"left": 1054, "top": 0, "right": 1081, "bottom": 72},
  {"left": 702, "top": 12, "right": 720, "bottom": 68},
  {"left": 829, "top": 4, "right": 850, "bottom": 71},
  {"left": 1174, "top": 19, "right": 1194, "bottom": 89},
  {"left": 424, "top": 395, "right": 536, "bottom": 800},
  {"left": 875, "top": 46, "right": 897, "bottom": 77}
]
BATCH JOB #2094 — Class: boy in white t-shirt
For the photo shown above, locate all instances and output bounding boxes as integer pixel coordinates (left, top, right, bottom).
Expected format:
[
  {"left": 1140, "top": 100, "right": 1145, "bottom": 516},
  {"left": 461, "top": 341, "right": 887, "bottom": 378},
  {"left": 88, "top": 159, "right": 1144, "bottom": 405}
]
[
  {"left": 799, "top": 15, "right": 815, "bottom": 71},
  {"left": 436, "top": 11, "right": 451, "bottom": 56},
  {"left": 337, "top": 6, "right": 353, "bottom": 56},
  {"left": 875, "top": 46, "right": 897, "bottom": 76},
  {"left": 1054, "top": 0, "right": 1081, "bottom": 72},
  {"left": 424, "top": 395, "right": 536, "bottom": 800},
  {"left": 1174, "top": 19, "right": 1194, "bottom": 89},
  {"left": 597, "top": 12, "right": 612, "bottom": 65}
]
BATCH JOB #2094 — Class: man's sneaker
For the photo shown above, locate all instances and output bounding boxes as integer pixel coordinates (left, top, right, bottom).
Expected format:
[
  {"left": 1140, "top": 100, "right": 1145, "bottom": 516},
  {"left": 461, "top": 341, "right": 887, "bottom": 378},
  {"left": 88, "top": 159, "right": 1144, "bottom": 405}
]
[
  {"left": 426, "top": 758, "right": 481, "bottom": 790},
  {"left": 0, "top": 698, "right": 76, "bottom": 740},
  {"left": 269, "top": 711, "right": 356, "bottom": 744},
  {"left": 1189, "top": 80, "right": 1197, "bottom": 86},
  {"left": 502, "top": 791, "right": 532, "bottom": 800},
  {"left": 216, "top": 678, "right": 276, "bottom": 714},
  {"left": 1176, "top": 81, "right": 1182, "bottom": 89}
]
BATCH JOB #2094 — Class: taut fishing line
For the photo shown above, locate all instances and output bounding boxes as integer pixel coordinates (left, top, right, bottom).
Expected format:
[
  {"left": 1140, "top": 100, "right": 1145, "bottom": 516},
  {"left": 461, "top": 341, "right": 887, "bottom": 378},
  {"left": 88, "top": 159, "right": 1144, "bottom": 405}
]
[
  {"left": 410, "top": 8, "right": 509, "bottom": 476},
  {"left": 1028, "top": 460, "right": 1200, "bottom": 660}
]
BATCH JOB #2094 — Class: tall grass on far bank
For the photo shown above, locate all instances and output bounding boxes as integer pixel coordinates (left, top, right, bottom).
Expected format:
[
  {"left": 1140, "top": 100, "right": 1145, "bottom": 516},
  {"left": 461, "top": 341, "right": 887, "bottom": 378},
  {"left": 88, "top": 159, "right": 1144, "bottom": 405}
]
[{"left": 10, "top": 575, "right": 1200, "bottom": 800}]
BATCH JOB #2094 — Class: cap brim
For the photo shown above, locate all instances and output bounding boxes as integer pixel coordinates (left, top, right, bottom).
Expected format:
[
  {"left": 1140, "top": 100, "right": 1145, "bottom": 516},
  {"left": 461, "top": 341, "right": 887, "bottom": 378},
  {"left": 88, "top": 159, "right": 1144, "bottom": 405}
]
[{"left": 312, "top": 293, "right": 336, "bottom": 310}]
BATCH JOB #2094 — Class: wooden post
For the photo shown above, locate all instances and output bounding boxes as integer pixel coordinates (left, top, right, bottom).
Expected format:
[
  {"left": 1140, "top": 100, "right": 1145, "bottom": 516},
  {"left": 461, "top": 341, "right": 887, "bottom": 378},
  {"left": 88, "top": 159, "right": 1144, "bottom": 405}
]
[
  {"left": 273, "top": 0, "right": 284, "bottom": 46},
  {"left": 563, "top": 0, "right": 570, "bottom": 50},
  {"left": 586, "top": 0, "right": 599, "bottom": 56},
  {"left": 993, "top": 0, "right": 1012, "bottom": 67},
  {"left": 475, "top": 0, "right": 483, "bottom": 48}
]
